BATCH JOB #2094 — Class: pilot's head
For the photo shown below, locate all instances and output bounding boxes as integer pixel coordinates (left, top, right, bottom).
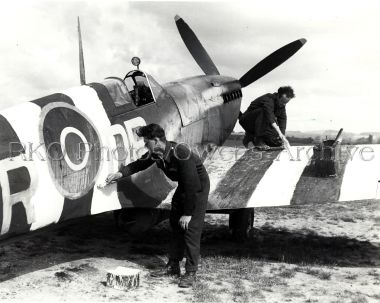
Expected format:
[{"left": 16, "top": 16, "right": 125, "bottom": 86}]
[
  {"left": 136, "top": 123, "right": 167, "bottom": 156},
  {"left": 277, "top": 86, "right": 295, "bottom": 106}
]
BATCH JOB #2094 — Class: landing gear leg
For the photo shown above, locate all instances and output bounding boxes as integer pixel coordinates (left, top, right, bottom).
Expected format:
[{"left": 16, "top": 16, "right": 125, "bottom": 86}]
[{"left": 229, "top": 208, "right": 254, "bottom": 242}]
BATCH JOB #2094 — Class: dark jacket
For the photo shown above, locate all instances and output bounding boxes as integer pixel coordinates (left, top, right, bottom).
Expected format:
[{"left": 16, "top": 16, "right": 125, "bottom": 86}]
[
  {"left": 119, "top": 141, "right": 209, "bottom": 216},
  {"left": 239, "top": 93, "right": 287, "bottom": 136}
]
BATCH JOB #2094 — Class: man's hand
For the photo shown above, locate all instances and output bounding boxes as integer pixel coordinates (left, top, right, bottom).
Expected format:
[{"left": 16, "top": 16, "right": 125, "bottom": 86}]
[
  {"left": 279, "top": 135, "right": 294, "bottom": 158},
  {"left": 179, "top": 216, "right": 192, "bottom": 230},
  {"left": 106, "top": 172, "right": 122, "bottom": 184},
  {"left": 281, "top": 135, "right": 291, "bottom": 148}
]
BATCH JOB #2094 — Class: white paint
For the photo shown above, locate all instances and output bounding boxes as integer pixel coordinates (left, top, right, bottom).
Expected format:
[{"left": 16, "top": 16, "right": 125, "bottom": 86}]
[
  {"left": 62, "top": 86, "right": 122, "bottom": 214},
  {"left": 247, "top": 146, "right": 310, "bottom": 207},
  {"left": 0, "top": 102, "right": 65, "bottom": 230},
  {"left": 124, "top": 116, "right": 147, "bottom": 161},
  {"left": 39, "top": 101, "right": 103, "bottom": 199},
  {"left": 339, "top": 144, "right": 380, "bottom": 201},
  {"left": 60, "top": 126, "right": 90, "bottom": 171},
  {"left": 0, "top": 156, "right": 37, "bottom": 234},
  {"left": 108, "top": 123, "right": 131, "bottom": 167}
]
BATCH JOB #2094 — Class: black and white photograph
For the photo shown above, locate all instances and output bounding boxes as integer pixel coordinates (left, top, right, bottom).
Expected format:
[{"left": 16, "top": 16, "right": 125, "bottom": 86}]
[{"left": 0, "top": 0, "right": 379, "bottom": 302}]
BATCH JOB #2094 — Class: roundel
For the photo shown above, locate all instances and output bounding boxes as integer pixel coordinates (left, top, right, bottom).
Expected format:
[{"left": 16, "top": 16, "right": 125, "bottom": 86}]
[{"left": 39, "top": 102, "right": 102, "bottom": 199}]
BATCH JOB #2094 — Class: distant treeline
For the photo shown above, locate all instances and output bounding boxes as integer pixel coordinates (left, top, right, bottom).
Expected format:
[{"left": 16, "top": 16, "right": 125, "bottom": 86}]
[
  {"left": 286, "top": 136, "right": 314, "bottom": 144},
  {"left": 231, "top": 133, "right": 379, "bottom": 145},
  {"left": 286, "top": 134, "right": 379, "bottom": 145}
]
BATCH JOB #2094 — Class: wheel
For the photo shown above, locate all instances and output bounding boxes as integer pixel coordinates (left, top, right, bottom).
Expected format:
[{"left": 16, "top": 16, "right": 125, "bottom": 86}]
[{"left": 229, "top": 208, "right": 254, "bottom": 242}]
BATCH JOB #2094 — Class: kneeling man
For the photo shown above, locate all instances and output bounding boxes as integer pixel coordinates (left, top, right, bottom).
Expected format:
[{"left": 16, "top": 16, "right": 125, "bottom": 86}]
[{"left": 239, "top": 86, "right": 294, "bottom": 150}]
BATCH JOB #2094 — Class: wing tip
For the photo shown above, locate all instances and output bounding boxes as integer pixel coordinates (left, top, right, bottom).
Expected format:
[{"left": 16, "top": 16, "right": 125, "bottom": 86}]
[{"left": 300, "top": 38, "right": 307, "bottom": 45}]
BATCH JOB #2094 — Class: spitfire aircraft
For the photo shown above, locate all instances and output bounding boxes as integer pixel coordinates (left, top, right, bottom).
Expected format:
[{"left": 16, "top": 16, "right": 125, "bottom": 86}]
[{"left": 0, "top": 15, "right": 379, "bottom": 242}]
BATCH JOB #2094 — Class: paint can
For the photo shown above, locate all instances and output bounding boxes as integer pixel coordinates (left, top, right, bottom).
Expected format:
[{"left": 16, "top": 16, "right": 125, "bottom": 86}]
[{"left": 312, "top": 139, "right": 340, "bottom": 177}]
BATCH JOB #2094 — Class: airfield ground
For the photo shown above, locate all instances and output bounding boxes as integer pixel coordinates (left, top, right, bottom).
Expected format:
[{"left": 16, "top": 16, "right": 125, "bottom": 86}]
[{"left": 0, "top": 199, "right": 379, "bottom": 302}]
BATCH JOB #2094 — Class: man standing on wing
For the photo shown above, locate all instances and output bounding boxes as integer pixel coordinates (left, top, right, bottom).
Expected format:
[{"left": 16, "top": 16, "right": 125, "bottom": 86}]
[
  {"left": 239, "top": 86, "right": 294, "bottom": 150},
  {"left": 106, "top": 123, "right": 210, "bottom": 288}
]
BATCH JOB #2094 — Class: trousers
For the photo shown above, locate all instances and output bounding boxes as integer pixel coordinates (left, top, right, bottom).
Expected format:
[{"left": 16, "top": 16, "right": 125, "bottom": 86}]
[
  {"left": 168, "top": 177, "right": 210, "bottom": 272},
  {"left": 240, "top": 107, "right": 283, "bottom": 147}
]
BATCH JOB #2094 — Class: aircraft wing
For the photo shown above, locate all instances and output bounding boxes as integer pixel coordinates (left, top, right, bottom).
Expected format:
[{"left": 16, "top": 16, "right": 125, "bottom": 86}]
[{"left": 161, "top": 144, "right": 380, "bottom": 210}]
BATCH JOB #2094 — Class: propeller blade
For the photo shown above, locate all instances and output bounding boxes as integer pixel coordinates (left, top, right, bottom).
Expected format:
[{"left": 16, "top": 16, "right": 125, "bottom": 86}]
[
  {"left": 239, "top": 38, "right": 306, "bottom": 88},
  {"left": 175, "top": 15, "right": 220, "bottom": 75}
]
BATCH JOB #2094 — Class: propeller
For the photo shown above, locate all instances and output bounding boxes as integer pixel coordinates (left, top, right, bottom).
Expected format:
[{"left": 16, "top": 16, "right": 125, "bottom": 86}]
[
  {"left": 175, "top": 15, "right": 220, "bottom": 75},
  {"left": 174, "top": 15, "right": 306, "bottom": 88},
  {"left": 239, "top": 38, "right": 307, "bottom": 88}
]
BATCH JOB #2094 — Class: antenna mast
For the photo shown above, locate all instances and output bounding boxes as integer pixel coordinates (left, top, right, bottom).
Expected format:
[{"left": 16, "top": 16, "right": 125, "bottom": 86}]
[{"left": 77, "top": 17, "right": 86, "bottom": 85}]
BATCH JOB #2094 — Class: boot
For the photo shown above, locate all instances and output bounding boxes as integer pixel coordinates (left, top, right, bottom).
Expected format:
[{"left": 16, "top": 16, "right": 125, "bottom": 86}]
[
  {"left": 150, "top": 261, "right": 180, "bottom": 277},
  {"left": 242, "top": 133, "right": 251, "bottom": 148},
  {"left": 254, "top": 136, "right": 270, "bottom": 150},
  {"left": 178, "top": 271, "right": 196, "bottom": 288}
]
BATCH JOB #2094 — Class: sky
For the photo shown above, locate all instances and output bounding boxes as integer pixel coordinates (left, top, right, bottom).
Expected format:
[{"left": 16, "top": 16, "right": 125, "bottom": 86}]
[{"left": 0, "top": 0, "right": 379, "bottom": 133}]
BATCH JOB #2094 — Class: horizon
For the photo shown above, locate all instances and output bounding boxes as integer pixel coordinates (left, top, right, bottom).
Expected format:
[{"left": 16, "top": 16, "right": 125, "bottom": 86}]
[{"left": 234, "top": 129, "right": 380, "bottom": 135}]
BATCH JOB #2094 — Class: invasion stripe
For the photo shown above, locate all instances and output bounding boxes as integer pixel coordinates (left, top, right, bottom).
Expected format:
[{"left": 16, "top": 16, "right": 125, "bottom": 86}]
[
  {"left": 61, "top": 86, "right": 122, "bottom": 215},
  {"left": 0, "top": 114, "right": 26, "bottom": 237},
  {"left": 339, "top": 144, "right": 380, "bottom": 201},
  {"left": 291, "top": 145, "right": 350, "bottom": 205},
  {"left": 247, "top": 146, "right": 310, "bottom": 207},
  {"left": 0, "top": 115, "right": 25, "bottom": 160},
  {"left": 0, "top": 102, "right": 64, "bottom": 231},
  {"left": 208, "top": 148, "right": 282, "bottom": 209}
]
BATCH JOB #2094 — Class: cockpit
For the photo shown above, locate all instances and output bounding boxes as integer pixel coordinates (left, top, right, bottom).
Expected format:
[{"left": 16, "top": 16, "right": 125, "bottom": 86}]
[
  {"left": 123, "top": 70, "right": 155, "bottom": 107},
  {"left": 101, "top": 70, "right": 163, "bottom": 115},
  {"left": 100, "top": 57, "right": 164, "bottom": 114}
]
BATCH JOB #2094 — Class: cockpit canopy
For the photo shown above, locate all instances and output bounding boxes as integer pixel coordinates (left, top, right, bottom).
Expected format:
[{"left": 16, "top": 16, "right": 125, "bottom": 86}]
[{"left": 102, "top": 70, "right": 163, "bottom": 111}]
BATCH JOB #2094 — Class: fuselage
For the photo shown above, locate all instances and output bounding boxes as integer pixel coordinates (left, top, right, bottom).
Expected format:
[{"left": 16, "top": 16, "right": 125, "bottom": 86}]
[{"left": 0, "top": 71, "right": 242, "bottom": 240}]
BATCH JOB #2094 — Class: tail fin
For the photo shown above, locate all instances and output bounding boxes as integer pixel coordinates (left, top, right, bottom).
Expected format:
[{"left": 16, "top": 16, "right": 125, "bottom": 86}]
[{"left": 77, "top": 17, "right": 86, "bottom": 85}]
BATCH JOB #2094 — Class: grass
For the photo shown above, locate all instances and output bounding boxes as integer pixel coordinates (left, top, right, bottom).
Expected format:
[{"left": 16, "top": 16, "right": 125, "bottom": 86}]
[
  {"left": 371, "top": 294, "right": 380, "bottom": 300},
  {"left": 284, "top": 291, "right": 305, "bottom": 298},
  {"left": 192, "top": 256, "right": 290, "bottom": 302},
  {"left": 317, "top": 270, "right": 332, "bottom": 280},
  {"left": 65, "top": 263, "right": 98, "bottom": 274},
  {"left": 0, "top": 200, "right": 378, "bottom": 302},
  {"left": 192, "top": 280, "right": 218, "bottom": 302},
  {"left": 295, "top": 266, "right": 332, "bottom": 280},
  {"left": 350, "top": 296, "right": 368, "bottom": 303},
  {"left": 232, "top": 279, "right": 250, "bottom": 303},
  {"left": 278, "top": 268, "right": 297, "bottom": 279},
  {"left": 345, "top": 273, "right": 358, "bottom": 280},
  {"left": 54, "top": 271, "right": 72, "bottom": 282},
  {"left": 368, "top": 269, "right": 380, "bottom": 278}
]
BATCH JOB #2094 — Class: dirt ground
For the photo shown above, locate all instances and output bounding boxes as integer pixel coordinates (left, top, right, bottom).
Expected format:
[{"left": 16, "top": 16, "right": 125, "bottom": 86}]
[{"left": 0, "top": 199, "right": 379, "bottom": 302}]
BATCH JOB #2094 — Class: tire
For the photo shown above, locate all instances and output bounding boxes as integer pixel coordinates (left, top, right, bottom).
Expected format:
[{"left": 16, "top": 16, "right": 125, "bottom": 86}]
[{"left": 229, "top": 208, "right": 254, "bottom": 242}]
